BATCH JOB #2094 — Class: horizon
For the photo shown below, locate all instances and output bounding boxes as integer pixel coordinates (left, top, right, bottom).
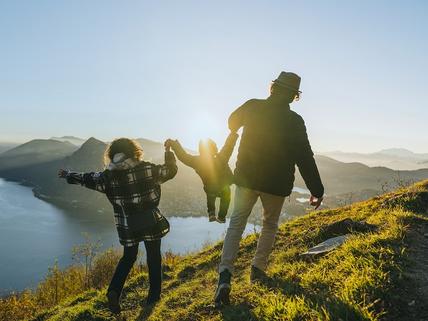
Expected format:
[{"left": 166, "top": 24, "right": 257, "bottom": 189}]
[{"left": 1, "top": 1, "right": 427, "bottom": 153}]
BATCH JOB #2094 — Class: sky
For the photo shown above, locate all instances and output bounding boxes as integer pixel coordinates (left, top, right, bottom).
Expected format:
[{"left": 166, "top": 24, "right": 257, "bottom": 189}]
[{"left": 0, "top": 1, "right": 427, "bottom": 152}]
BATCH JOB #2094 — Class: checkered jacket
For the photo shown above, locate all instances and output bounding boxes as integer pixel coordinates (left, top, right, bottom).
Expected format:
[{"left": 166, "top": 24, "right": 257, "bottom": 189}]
[{"left": 65, "top": 152, "right": 178, "bottom": 246}]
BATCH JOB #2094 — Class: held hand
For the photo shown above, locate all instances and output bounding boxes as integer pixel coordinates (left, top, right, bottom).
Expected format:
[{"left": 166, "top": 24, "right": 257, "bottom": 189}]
[
  {"left": 309, "top": 195, "right": 323, "bottom": 210},
  {"left": 58, "top": 169, "right": 68, "bottom": 178},
  {"left": 164, "top": 139, "right": 175, "bottom": 148}
]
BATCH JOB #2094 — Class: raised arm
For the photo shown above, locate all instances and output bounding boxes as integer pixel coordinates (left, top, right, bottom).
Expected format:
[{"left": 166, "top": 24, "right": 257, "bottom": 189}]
[
  {"left": 228, "top": 100, "right": 252, "bottom": 132},
  {"left": 294, "top": 116, "right": 324, "bottom": 199},
  {"left": 218, "top": 132, "right": 239, "bottom": 162},
  {"left": 58, "top": 169, "right": 106, "bottom": 193},
  {"left": 153, "top": 150, "right": 178, "bottom": 184},
  {"left": 168, "top": 139, "right": 198, "bottom": 168}
]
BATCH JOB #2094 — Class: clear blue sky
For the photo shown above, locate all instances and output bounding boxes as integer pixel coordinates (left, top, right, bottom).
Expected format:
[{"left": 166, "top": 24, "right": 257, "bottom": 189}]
[{"left": 0, "top": 1, "right": 426, "bottom": 152}]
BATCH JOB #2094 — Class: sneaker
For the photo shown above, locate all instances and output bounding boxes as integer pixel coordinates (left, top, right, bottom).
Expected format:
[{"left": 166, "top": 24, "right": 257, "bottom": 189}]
[
  {"left": 250, "top": 265, "right": 270, "bottom": 284},
  {"left": 107, "top": 290, "right": 121, "bottom": 314},
  {"left": 214, "top": 269, "right": 231, "bottom": 307},
  {"left": 216, "top": 216, "right": 226, "bottom": 223},
  {"left": 209, "top": 213, "right": 217, "bottom": 222}
]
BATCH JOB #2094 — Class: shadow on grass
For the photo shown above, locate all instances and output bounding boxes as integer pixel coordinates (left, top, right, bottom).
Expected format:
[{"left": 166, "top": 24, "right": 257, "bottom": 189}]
[{"left": 135, "top": 302, "right": 156, "bottom": 320}]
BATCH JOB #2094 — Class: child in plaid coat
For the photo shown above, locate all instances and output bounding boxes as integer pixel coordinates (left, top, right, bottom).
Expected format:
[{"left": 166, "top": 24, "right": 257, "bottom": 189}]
[
  {"left": 165, "top": 132, "right": 238, "bottom": 223},
  {"left": 58, "top": 138, "right": 177, "bottom": 313}
]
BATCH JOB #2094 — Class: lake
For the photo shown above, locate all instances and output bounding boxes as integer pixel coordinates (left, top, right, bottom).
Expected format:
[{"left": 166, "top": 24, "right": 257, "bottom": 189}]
[{"left": 0, "top": 178, "right": 255, "bottom": 295}]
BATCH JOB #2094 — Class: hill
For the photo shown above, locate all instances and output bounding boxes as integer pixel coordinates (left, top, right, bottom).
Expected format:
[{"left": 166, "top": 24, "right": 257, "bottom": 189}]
[
  {"left": 4, "top": 180, "right": 427, "bottom": 321},
  {"left": 0, "top": 142, "right": 18, "bottom": 154},
  {"left": 320, "top": 148, "right": 428, "bottom": 170},
  {"left": 303, "top": 155, "right": 428, "bottom": 196},
  {"left": 0, "top": 139, "right": 78, "bottom": 170}
]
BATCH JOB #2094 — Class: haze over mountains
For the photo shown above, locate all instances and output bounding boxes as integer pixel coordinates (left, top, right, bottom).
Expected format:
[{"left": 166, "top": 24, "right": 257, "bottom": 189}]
[
  {"left": 320, "top": 148, "right": 428, "bottom": 170},
  {"left": 0, "top": 137, "right": 427, "bottom": 219}
]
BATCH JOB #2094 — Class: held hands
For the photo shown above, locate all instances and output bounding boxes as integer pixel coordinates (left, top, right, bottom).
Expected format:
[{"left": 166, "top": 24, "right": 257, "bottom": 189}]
[
  {"left": 309, "top": 195, "right": 323, "bottom": 210},
  {"left": 164, "top": 139, "right": 175, "bottom": 152},
  {"left": 164, "top": 139, "right": 179, "bottom": 152},
  {"left": 58, "top": 169, "right": 68, "bottom": 178}
]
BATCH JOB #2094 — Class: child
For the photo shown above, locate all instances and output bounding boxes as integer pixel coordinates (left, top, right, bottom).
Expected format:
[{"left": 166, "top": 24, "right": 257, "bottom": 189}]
[
  {"left": 165, "top": 132, "right": 238, "bottom": 223},
  {"left": 58, "top": 138, "right": 177, "bottom": 314}
]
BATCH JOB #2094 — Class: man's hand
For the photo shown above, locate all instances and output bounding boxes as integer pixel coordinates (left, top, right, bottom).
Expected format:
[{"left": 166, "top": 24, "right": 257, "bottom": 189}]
[
  {"left": 58, "top": 169, "right": 68, "bottom": 178},
  {"left": 309, "top": 195, "right": 323, "bottom": 210}
]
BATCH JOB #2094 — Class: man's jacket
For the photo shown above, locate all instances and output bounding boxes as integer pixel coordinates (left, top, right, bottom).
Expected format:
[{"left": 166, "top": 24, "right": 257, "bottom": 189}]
[{"left": 229, "top": 97, "right": 324, "bottom": 198}]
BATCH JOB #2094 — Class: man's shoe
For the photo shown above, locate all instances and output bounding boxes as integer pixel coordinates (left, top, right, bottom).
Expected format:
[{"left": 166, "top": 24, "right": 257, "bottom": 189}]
[
  {"left": 107, "top": 290, "right": 121, "bottom": 314},
  {"left": 250, "top": 265, "right": 270, "bottom": 284},
  {"left": 214, "top": 269, "right": 231, "bottom": 307}
]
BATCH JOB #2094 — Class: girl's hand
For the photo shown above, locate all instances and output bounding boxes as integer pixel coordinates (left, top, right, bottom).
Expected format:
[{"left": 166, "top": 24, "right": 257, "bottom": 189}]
[{"left": 58, "top": 169, "right": 68, "bottom": 178}]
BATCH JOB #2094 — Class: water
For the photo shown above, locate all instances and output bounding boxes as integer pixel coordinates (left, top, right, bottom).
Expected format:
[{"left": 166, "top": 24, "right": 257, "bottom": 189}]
[
  {"left": 292, "top": 186, "right": 310, "bottom": 195},
  {"left": 0, "top": 178, "right": 254, "bottom": 294}
]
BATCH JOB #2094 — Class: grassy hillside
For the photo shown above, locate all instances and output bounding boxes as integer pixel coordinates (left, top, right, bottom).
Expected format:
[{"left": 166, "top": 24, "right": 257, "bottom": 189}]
[{"left": 15, "top": 180, "right": 428, "bottom": 321}]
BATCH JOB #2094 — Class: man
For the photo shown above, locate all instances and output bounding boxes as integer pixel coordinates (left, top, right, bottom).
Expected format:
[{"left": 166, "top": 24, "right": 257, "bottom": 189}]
[{"left": 214, "top": 71, "right": 324, "bottom": 306}]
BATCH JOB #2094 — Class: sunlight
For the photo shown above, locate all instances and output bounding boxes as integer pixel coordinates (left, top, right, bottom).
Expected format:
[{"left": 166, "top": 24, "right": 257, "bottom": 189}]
[{"left": 182, "top": 111, "right": 225, "bottom": 149}]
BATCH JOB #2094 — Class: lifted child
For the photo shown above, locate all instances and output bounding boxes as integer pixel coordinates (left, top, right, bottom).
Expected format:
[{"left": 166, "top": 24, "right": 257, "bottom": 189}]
[{"left": 165, "top": 132, "right": 238, "bottom": 223}]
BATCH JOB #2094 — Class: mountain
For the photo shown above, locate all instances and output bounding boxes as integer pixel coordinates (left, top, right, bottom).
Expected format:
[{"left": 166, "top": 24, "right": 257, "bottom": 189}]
[
  {"left": 1, "top": 138, "right": 428, "bottom": 218},
  {"left": 377, "top": 148, "right": 428, "bottom": 158},
  {"left": 320, "top": 148, "right": 428, "bottom": 170},
  {"left": 0, "top": 139, "right": 78, "bottom": 170},
  {"left": 295, "top": 155, "right": 428, "bottom": 196},
  {"left": 50, "top": 136, "right": 86, "bottom": 146},
  {"left": 0, "top": 142, "right": 18, "bottom": 154},
  {"left": 0, "top": 137, "right": 205, "bottom": 217},
  {"left": 8, "top": 180, "right": 428, "bottom": 321}
]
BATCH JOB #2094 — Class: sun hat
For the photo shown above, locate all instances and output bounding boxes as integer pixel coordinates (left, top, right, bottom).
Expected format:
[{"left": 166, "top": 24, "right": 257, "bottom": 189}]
[{"left": 272, "top": 71, "right": 302, "bottom": 93}]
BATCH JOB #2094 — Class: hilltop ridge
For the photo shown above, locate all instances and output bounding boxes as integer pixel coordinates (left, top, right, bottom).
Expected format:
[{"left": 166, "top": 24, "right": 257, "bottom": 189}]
[{"left": 12, "top": 179, "right": 428, "bottom": 321}]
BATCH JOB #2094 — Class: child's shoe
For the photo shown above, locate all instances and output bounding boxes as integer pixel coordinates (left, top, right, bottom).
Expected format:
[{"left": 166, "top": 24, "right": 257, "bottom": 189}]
[
  {"left": 209, "top": 211, "right": 216, "bottom": 222},
  {"left": 216, "top": 216, "right": 226, "bottom": 223}
]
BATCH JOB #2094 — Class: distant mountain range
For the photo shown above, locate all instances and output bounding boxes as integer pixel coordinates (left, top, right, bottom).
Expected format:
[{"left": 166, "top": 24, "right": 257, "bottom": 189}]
[
  {"left": 50, "top": 136, "right": 86, "bottom": 146},
  {"left": 1, "top": 138, "right": 428, "bottom": 218},
  {"left": 319, "top": 148, "right": 428, "bottom": 170},
  {"left": 0, "top": 142, "right": 18, "bottom": 154}
]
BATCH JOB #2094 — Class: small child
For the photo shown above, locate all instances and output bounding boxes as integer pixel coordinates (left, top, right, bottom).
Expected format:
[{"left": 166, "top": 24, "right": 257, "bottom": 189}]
[
  {"left": 58, "top": 138, "right": 177, "bottom": 314},
  {"left": 165, "top": 132, "right": 238, "bottom": 223}
]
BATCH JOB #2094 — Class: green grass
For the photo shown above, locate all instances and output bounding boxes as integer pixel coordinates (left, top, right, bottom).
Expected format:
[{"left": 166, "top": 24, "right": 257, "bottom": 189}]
[{"left": 29, "top": 181, "right": 428, "bottom": 321}]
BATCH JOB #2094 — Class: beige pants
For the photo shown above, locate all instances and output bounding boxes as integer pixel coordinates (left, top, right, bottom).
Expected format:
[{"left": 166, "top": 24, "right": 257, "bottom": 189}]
[{"left": 219, "top": 186, "right": 285, "bottom": 274}]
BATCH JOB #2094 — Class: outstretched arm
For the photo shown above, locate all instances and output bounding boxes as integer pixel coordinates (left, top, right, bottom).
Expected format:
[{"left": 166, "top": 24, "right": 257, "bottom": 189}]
[
  {"left": 294, "top": 117, "right": 324, "bottom": 202},
  {"left": 58, "top": 169, "right": 106, "bottom": 193},
  {"left": 218, "top": 132, "right": 239, "bottom": 161},
  {"left": 167, "top": 139, "right": 198, "bottom": 168},
  {"left": 152, "top": 150, "right": 178, "bottom": 184}
]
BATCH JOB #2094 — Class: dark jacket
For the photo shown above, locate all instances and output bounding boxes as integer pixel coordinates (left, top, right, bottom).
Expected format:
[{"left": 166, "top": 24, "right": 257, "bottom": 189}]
[
  {"left": 65, "top": 151, "right": 178, "bottom": 246},
  {"left": 229, "top": 97, "right": 324, "bottom": 198},
  {"left": 170, "top": 133, "right": 238, "bottom": 193}
]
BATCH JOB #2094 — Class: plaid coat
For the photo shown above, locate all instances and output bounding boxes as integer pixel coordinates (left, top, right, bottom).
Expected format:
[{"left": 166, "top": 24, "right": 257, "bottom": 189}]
[{"left": 65, "top": 151, "right": 178, "bottom": 246}]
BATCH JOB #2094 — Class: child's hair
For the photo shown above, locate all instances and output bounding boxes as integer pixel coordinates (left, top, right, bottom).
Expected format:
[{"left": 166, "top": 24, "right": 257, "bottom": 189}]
[
  {"left": 104, "top": 138, "right": 144, "bottom": 166},
  {"left": 199, "top": 139, "right": 218, "bottom": 156}
]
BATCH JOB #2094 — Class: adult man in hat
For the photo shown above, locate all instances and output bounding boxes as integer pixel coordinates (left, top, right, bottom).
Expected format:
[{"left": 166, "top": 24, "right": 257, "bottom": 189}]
[{"left": 214, "top": 71, "right": 324, "bottom": 306}]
